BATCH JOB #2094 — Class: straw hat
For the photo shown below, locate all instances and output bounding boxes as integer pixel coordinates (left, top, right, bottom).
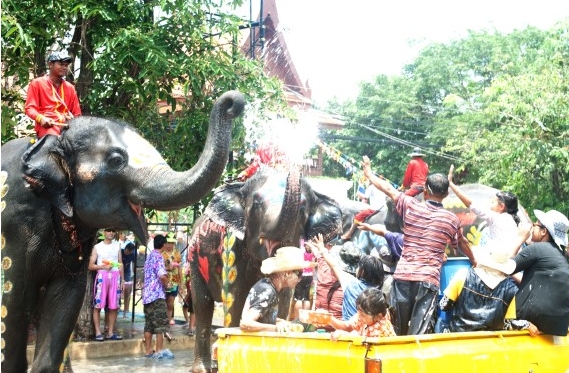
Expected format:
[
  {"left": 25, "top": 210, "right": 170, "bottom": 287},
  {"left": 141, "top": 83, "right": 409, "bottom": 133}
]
[
  {"left": 534, "top": 209, "right": 569, "bottom": 247},
  {"left": 261, "top": 247, "right": 316, "bottom": 275},
  {"left": 473, "top": 245, "right": 515, "bottom": 288},
  {"left": 407, "top": 147, "right": 425, "bottom": 157}
]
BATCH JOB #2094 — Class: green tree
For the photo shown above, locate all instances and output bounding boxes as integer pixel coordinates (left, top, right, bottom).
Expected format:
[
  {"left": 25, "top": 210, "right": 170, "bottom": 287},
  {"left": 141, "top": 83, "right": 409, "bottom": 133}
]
[
  {"left": 325, "top": 19, "right": 568, "bottom": 215},
  {"left": 1, "top": 0, "right": 285, "bottom": 163}
]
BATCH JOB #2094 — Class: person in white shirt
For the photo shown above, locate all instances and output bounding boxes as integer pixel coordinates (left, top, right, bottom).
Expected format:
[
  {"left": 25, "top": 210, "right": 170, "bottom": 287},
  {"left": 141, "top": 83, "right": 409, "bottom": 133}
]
[{"left": 88, "top": 228, "right": 124, "bottom": 341}]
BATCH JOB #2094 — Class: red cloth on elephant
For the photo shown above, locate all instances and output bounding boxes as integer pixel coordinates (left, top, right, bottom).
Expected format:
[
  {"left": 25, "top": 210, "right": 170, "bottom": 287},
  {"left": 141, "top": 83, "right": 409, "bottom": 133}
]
[
  {"left": 354, "top": 208, "right": 377, "bottom": 224},
  {"left": 241, "top": 142, "right": 286, "bottom": 179}
]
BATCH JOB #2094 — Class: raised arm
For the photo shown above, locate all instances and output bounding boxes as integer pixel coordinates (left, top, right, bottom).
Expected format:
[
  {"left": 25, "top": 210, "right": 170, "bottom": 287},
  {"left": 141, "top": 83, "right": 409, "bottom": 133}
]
[
  {"left": 362, "top": 156, "right": 399, "bottom": 201},
  {"left": 448, "top": 165, "right": 472, "bottom": 208},
  {"left": 306, "top": 234, "right": 349, "bottom": 289}
]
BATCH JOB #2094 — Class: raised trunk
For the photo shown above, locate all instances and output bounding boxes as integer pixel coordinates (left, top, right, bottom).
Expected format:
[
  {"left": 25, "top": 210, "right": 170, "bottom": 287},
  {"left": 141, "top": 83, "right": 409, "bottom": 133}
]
[
  {"left": 273, "top": 169, "right": 301, "bottom": 242},
  {"left": 132, "top": 91, "right": 245, "bottom": 211}
]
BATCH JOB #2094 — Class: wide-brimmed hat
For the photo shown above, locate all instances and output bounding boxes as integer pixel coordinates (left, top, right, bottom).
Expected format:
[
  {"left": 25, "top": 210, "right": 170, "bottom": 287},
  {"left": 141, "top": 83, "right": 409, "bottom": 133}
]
[
  {"left": 534, "top": 209, "right": 569, "bottom": 247},
  {"left": 261, "top": 247, "right": 316, "bottom": 275},
  {"left": 47, "top": 51, "right": 73, "bottom": 63},
  {"left": 407, "top": 147, "right": 425, "bottom": 157},
  {"left": 473, "top": 245, "right": 515, "bottom": 288}
]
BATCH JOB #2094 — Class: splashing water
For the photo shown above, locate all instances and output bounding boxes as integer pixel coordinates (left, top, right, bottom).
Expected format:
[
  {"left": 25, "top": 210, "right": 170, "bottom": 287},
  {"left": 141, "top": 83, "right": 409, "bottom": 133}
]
[{"left": 242, "top": 103, "right": 320, "bottom": 168}]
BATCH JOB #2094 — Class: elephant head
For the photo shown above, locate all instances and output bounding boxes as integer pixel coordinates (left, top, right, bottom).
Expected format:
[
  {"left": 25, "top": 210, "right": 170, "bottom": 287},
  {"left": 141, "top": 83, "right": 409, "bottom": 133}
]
[
  {"left": 0, "top": 90, "right": 244, "bottom": 373},
  {"left": 188, "top": 168, "right": 343, "bottom": 373},
  {"left": 205, "top": 167, "right": 343, "bottom": 260},
  {"left": 20, "top": 90, "right": 245, "bottom": 242}
]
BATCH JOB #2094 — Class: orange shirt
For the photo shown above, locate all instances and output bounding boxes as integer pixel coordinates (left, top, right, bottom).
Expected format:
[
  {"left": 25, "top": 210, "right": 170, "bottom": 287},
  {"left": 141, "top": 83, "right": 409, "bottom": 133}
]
[
  {"left": 25, "top": 76, "right": 81, "bottom": 137},
  {"left": 350, "top": 311, "right": 396, "bottom": 337}
]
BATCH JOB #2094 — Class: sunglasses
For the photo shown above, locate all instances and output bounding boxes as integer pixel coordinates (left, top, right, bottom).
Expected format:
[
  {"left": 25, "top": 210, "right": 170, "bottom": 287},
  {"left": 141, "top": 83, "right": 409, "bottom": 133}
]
[{"left": 104, "top": 229, "right": 116, "bottom": 232}]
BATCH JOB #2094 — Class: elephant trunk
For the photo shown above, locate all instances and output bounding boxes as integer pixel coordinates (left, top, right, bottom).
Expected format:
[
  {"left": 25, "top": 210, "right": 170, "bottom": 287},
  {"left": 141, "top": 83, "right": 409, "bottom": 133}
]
[
  {"left": 132, "top": 91, "right": 245, "bottom": 211},
  {"left": 273, "top": 169, "right": 301, "bottom": 242}
]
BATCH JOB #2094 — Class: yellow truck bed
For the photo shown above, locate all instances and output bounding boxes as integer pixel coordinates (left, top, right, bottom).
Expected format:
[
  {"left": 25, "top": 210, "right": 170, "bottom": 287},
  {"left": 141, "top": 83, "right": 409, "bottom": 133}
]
[{"left": 214, "top": 328, "right": 569, "bottom": 373}]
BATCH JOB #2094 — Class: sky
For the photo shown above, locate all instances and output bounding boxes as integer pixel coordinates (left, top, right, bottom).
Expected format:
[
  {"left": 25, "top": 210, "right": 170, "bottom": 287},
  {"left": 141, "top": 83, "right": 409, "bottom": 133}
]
[{"left": 242, "top": 0, "right": 569, "bottom": 104}]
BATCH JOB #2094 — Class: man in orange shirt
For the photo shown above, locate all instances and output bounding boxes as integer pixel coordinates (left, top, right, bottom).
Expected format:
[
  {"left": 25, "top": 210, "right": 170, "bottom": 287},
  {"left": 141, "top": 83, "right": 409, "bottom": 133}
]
[
  {"left": 25, "top": 51, "right": 81, "bottom": 138},
  {"left": 401, "top": 147, "right": 429, "bottom": 197}
]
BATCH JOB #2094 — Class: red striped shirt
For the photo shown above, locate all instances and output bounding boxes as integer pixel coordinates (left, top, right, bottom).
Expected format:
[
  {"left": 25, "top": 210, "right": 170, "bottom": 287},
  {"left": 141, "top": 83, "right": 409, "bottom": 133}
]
[{"left": 394, "top": 194, "right": 460, "bottom": 288}]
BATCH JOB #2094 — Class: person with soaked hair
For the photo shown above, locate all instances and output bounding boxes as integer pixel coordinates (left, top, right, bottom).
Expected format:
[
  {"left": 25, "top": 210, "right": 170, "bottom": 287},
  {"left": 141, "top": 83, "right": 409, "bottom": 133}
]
[
  {"left": 448, "top": 165, "right": 521, "bottom": 257},
  {"left": 362, "top": 156, "right": 461, "bottom": 336},
  {"left": 308, "top": 234, "right": 385, "bottom": 321}
]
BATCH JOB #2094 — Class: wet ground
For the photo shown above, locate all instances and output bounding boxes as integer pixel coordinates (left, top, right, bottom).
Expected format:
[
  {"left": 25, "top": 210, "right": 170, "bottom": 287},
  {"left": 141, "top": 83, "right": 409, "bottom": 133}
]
[{"left": 70, "top": 351, "right": 195, "bottom": 373}]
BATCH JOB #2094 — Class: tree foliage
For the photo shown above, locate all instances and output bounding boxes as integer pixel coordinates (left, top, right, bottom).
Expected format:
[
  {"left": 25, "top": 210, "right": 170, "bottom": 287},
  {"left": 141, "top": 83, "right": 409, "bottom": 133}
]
[
  {"left": 2, "top": 0, "right": 287, "bottom": 222},
  {"left": 325, "top": 19, "right": 569, "bottom": 215},
  {"left": 1, "top": 0, "right": 285, "bottom": 170}
]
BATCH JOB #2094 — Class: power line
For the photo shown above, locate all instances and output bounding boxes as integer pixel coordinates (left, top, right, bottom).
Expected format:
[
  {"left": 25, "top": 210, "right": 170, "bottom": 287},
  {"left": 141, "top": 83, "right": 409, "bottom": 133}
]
[{"left": 357, "top": 123, "right": 463, "bottom": 162}]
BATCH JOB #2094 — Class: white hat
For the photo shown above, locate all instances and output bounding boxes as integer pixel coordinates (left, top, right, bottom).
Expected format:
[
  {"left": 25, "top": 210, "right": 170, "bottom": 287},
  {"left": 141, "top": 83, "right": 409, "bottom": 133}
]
[
  {"left": 407, "top": 147, "right": 425, "bottom": 157},
  {"left": 260, "top": 247, "right": 316, "bottom": 275},
  {"left": 534, "top": 209, "right": 569, "bottom": 247},
  {"left": 472, "top": 245, "right": 515, "bottom": 288}
]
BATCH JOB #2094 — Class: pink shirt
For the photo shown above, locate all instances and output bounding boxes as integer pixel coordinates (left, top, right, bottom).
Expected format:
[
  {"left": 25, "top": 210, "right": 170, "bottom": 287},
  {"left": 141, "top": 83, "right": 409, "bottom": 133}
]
[{"left": 303, "top": 251, "right": 315, "bottom": 275}]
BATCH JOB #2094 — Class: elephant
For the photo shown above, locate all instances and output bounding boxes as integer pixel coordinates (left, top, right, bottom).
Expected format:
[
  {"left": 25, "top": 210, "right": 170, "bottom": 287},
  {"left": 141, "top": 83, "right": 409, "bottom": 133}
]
[
  {"left": 187, "top": 167, "right": 343, "bottom": 373},
  {"left": 0, "top": 90, "right": 245, "bottom": 373}
]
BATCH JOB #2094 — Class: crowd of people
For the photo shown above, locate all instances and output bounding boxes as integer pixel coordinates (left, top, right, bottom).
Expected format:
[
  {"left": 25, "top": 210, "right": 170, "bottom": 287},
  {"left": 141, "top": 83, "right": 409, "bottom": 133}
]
[
  {"left": 87, "top": 229, "right": 195, "bottom": 359},
  {"left": 234, "top": 151, "right": 569, "bottom": 342}
]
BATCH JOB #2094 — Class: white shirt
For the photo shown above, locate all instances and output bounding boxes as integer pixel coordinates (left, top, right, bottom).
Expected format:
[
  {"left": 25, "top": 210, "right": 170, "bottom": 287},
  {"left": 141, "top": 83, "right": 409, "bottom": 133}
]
[
  {"left": 470, "top": 201, "right": 518, "bottom": 249},
  {"left": 364, "top": 185, "right": 387, "bottom": 210},
  {"left": 94, "top": 241, "right": 121, "bottom": 272}
]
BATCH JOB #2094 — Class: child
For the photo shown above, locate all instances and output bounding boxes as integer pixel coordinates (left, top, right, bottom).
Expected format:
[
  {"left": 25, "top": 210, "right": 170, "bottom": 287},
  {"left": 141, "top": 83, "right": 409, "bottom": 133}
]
[{"left": 327, "top": 287, "right": 396, "bottom": 341}]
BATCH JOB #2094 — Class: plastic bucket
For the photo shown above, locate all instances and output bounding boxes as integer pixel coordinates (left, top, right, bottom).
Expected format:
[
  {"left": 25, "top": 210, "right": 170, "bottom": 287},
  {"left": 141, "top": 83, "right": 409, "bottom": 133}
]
[{"left": 440, "top": 257, "right": 472, "bottom": 293}]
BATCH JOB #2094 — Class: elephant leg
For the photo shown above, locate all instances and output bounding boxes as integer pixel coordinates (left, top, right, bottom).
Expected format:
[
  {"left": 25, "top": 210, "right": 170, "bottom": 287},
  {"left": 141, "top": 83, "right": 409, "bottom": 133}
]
[
  {"left": 1, "top": 296, "right": 31, "bottom": 373},
  {"left": 1, "top": 260, "right": 36, "bottom": 373},
  {"left": 191, "top": 293, "right": 215, "bottom": 373},
  {"left": 30, "top": 275, "right": 86, "bottom": 373}
]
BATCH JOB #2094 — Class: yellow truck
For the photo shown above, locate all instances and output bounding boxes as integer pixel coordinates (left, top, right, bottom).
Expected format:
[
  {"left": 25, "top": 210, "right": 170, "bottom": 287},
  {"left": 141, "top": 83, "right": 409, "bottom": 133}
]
[{"left": 213, "top": 328, "right": 569, "bottom": 373}]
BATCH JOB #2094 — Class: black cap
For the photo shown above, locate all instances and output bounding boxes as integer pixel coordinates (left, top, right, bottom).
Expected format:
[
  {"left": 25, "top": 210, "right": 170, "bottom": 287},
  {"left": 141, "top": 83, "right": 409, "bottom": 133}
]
[{"left": 47, "top": 51, "right": 73, "bottom": 63}]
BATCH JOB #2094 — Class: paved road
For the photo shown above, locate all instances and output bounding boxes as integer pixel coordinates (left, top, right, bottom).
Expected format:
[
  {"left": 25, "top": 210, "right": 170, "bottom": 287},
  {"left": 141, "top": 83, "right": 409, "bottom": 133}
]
[{"left": 70, "top": 350, "right": 195, "bottom": 373}]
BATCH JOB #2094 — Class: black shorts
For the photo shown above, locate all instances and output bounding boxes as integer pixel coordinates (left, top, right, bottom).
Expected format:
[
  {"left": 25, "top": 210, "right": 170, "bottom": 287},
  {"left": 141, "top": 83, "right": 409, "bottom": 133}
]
[
  {"left": 143, "top": 299, "right": 169, "bottom": 334},
  {"left": 183, "top": 291, "right": 194, "bottom": 313},
  {"left": 294, "top": 275, "right": 313, "bottom": 301}
]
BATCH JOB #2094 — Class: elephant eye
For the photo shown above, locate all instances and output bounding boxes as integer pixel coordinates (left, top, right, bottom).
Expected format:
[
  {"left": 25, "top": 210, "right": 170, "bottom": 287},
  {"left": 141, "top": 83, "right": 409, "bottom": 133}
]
[{"left": 106, "top": 149, "right": 127, "bottom": 171}]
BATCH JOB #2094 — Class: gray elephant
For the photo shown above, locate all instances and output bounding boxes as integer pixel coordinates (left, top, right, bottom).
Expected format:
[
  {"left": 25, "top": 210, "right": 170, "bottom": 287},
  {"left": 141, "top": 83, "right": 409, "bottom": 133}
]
[
  {"left": 187, "top": 168, "right": 343, "bottom": 373},
  {"left": 0, "top": 90, "right": 245, "bottom": 373}
]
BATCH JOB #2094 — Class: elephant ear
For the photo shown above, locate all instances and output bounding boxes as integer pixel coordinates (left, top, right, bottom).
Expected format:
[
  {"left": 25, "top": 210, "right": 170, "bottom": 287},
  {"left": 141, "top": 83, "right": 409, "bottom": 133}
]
[
  {"left": 304, "top": 190, "right": 343, "bottom": 242},
  {"left": 204, "top": 182, "right": 245, "bottom": 240},
  {"left": 21, "top": 135, "right": 73, "bottom": 217}
]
